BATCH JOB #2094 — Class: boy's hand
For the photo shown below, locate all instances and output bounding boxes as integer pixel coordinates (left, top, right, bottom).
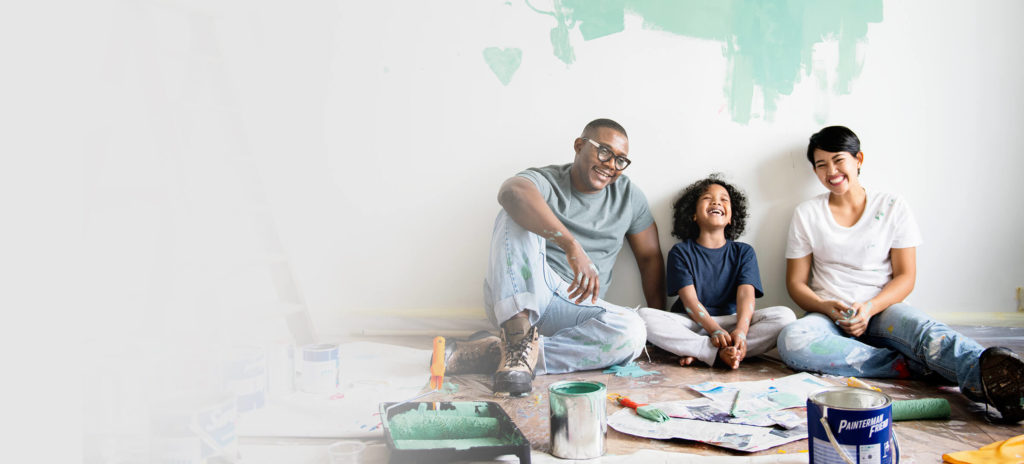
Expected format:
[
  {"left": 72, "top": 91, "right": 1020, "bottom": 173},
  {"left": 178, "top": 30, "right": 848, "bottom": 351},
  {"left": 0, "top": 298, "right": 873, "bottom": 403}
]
[
  {"left": 707, "top": 325, "right": 732, "bottom": 348},
  {"left": 730, "top": 329, "right": 747, "bottom": 361}
]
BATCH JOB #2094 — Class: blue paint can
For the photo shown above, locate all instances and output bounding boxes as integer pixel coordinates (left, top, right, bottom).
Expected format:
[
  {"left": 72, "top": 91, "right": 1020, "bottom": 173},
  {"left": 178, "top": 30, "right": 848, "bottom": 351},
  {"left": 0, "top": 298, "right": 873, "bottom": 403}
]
[{"left": 807, "top": 387, "right": 899, "bottom": 464}]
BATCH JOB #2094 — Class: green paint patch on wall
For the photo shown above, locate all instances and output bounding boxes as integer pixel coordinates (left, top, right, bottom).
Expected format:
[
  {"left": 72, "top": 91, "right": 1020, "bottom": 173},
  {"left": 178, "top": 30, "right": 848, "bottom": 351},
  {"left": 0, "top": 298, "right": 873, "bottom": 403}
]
[
  {"left": 515, "top": 0, "right": 882, "bottom": 124},
  {"left": 483, "top": 47, "right": 523, "bottom": 85}
]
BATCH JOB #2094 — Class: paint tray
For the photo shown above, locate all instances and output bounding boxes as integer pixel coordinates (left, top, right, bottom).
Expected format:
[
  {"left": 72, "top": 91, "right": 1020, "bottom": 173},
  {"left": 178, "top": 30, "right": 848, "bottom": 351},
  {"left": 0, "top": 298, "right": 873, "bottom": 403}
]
[{"left": 379, "top": 401, "right": 531, "bottom": 464}]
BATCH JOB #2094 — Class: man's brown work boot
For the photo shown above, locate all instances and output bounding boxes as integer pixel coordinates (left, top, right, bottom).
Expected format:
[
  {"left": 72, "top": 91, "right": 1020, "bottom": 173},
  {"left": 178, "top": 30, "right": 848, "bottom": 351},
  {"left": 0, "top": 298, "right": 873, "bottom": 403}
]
[
  {"left": 444, "top": 331, "right": 502, "bottom": 375},
  {"left": 493, "top": 317, "right": 539, "bottom": 395}
]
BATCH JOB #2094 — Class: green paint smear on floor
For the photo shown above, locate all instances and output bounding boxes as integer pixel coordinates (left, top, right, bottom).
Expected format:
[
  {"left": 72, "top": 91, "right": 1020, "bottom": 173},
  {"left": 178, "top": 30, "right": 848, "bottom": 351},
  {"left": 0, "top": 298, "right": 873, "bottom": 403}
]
[
  {"left": 523, "top": 0, "right": 882, "bottom": 124},
  {"left": 604, "top": 362, "right": 660, "bottom": 377}
]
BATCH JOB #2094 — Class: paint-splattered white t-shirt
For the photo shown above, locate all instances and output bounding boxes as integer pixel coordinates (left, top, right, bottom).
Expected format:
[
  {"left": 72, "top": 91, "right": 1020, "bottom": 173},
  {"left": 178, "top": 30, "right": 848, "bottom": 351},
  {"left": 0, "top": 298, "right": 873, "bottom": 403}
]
[
  {"left": 517, "top": 164, "right": 654, "bottom": 297},
  {"left": 785, "top": 190, "right": 922, "bottom": 305}
]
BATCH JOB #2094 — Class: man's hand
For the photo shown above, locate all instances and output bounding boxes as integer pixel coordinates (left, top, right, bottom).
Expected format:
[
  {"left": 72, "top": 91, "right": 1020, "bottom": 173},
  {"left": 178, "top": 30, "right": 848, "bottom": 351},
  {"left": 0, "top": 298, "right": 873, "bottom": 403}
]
[{"left": 566, "top": 243, "right": 599, "bottom": 304}]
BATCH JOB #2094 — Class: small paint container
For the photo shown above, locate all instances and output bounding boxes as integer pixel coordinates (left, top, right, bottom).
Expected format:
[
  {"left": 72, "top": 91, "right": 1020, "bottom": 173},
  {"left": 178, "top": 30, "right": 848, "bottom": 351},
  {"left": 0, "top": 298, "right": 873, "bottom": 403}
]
[
  {"left": 807, "top": 386, "right": 899, "bottom": 464},
  {"left": 549, "top": 380, "right": 606, "bottom": 459},
  {"left": 150, "top": 393, "right": 238, "bottom": 463},
  {"left": 222, "top": 346, "right": 267, "bottom": 413},
  {"left": 295, "top": 343, "right": 340, "bottom": 394}
]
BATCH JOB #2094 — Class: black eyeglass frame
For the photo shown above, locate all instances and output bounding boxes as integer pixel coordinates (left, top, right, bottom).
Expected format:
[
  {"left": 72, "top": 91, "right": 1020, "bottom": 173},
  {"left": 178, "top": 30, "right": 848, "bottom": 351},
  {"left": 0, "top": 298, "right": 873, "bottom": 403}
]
[{"left": 581, "top": 137, "right": 631, "bottom": 171}]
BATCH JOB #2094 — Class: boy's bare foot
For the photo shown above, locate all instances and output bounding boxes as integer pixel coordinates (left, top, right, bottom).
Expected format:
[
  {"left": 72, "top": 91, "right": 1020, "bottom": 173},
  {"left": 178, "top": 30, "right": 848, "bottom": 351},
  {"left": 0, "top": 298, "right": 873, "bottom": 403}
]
[
  {"left": 678, "top": 356, "right": 695, "bottom": 367},
  {"left": 719, "top": 346, "right": 741, "bottom": 369}
]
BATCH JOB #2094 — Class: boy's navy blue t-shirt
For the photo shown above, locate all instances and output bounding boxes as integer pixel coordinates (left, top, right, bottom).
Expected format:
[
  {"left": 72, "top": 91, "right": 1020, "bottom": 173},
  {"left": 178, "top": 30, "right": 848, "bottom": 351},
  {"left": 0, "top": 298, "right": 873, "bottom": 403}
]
[{"left": 666, "top": 239, "right": 764, "bottom": 316}]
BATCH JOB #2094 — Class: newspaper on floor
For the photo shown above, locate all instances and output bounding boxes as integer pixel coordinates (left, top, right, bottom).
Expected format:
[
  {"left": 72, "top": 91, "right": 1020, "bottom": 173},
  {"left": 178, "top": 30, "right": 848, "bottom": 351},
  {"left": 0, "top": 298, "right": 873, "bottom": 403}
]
[
  {"left": 688, "top": 372, "right": 833, "bottom": 418},
  {"left": 606, "top": 372, "right": 834, "bottom": 451},
  {"left": 653, "top": 396, "right": 802, "bottom": 428},
  {"left": 607, "top": 407, "right": 809, "bottom": 452}
]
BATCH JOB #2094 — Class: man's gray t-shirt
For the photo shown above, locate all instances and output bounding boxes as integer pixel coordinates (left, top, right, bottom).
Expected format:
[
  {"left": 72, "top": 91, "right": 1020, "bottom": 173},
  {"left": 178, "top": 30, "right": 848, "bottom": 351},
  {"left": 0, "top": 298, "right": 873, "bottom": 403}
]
[{"left": 516, "top": 164, "right": 654, "bottom": 298}]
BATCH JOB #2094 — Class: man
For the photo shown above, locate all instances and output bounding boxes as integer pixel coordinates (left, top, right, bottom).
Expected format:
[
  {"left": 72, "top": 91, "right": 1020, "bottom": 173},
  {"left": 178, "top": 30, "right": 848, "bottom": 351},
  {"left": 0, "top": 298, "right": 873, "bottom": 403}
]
[{"left": 447, "top": 118, "right": 666, "bottom": 395}]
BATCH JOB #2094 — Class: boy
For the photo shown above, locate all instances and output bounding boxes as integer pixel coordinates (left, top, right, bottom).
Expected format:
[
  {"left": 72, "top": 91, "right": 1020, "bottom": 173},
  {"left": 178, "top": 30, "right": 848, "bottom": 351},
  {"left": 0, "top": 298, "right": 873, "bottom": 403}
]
[{"left": 639, "top": 175, "right": 795, "bottom": 368}]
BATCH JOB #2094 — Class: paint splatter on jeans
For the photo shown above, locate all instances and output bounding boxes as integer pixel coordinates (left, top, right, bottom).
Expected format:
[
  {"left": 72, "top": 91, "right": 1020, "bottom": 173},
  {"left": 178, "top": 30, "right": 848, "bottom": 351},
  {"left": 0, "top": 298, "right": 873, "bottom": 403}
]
[
  {"left": 777, "top": 303, "right": 984, "bottom": 395},
  {"left": 483, "top": 211, "right": 647, "bottom": 375}
]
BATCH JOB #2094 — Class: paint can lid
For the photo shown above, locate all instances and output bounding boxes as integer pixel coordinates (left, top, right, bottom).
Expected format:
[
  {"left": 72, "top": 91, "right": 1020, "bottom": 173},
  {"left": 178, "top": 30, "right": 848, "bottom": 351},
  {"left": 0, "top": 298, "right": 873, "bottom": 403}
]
[
  {"left": 300, "top": 343, "right": 339, "bottom": 362},
  {"left": 809, "top": 386, "right": 892, "bottom": 410},
  {"left": 548, "top": 380, "right": 606, "bottom": 396}
]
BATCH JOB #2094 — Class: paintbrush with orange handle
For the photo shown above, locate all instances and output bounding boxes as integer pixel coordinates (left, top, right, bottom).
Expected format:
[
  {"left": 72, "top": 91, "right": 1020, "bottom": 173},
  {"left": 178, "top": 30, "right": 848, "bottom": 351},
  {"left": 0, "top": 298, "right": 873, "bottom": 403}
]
[
  {"left": 429, "top": 336, "right": 446, "bottom": 390},
  {"left": 608, "top": 393, "right": 670, "bottom": 422},
  {"left": 386, "top": 336, "right": 448, "bottom": 412}
]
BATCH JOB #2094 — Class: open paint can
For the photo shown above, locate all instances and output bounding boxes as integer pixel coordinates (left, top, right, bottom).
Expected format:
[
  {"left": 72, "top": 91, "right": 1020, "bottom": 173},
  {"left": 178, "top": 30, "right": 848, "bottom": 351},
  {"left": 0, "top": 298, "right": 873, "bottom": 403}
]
[
  {"left": 807, "top": 386, "right": 900, "bottom": 464},
  {"left": 549, "top": 380, "right": 606, "bottom": 459},
  {"left": 295, "top": 344, "right": 339, "bottom": 394}
]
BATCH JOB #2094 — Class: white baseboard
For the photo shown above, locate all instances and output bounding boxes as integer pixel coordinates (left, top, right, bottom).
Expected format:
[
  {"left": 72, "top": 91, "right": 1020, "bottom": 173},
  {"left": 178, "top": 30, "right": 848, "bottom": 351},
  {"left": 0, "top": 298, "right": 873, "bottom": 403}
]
[{"left": 931, "top": 311, "right": 1024, "bottom": 327}]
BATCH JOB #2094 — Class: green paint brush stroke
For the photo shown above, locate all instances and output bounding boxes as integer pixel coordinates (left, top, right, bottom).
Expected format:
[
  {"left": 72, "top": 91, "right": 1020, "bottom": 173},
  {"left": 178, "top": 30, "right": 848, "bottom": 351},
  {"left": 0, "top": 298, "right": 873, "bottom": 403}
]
[{"left": 524, "top": 0, "right": 882, "bottom": 124}]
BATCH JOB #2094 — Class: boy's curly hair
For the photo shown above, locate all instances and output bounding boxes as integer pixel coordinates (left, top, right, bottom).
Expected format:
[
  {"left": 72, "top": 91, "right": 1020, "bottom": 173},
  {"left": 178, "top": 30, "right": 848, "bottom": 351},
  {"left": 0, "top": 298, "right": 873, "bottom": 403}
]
[{"left": 671, "top": 174, "right": 749, "bottom": 241}]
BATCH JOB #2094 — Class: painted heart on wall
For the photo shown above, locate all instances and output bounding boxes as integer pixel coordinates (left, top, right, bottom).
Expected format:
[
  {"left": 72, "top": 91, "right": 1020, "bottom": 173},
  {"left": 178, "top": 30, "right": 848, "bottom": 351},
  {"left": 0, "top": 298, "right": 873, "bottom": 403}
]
[{"left": 483, "top": 47, "right": 523, "bottom": 86}]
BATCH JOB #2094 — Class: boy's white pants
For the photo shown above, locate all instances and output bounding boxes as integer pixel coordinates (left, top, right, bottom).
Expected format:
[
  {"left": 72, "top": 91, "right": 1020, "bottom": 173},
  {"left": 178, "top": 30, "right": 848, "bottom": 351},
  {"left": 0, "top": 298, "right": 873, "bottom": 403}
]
[{"left": 638, "top": 306, "right": 796, "bottom": 366}]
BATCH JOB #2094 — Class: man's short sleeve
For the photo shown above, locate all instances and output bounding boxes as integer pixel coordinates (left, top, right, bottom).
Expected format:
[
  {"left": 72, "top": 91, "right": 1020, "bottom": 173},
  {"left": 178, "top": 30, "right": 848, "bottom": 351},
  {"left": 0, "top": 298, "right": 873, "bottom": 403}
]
[
  {"left": 627, "top": 184, "right": 654, "bottom": 235},
  {"left": 515, "top": 168, "right": 554, "bottom": 200}
]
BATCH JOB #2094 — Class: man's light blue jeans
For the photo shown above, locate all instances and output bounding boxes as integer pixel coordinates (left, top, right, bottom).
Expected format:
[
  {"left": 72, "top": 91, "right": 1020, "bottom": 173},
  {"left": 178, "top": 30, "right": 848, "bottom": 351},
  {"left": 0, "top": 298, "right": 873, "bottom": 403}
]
[
  {"left": 777, "top": 303, "right": 985, "bottom": 398},
  {"left": 483, "top": 211, "right": 647, "bottom": 375}
]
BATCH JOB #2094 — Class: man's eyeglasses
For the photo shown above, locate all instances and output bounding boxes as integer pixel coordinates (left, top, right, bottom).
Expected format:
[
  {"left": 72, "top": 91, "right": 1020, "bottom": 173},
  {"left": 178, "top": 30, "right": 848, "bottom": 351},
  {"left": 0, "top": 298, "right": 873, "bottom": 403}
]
[{"left": 582, "top": 138, "right": 631, "bottom": 171}]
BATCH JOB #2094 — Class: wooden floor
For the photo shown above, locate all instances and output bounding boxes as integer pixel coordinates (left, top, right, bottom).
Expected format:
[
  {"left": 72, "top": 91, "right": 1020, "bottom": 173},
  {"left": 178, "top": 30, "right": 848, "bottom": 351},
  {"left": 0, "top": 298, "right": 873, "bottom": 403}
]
[{"left": 432, "top": 325, "right": 1024, "bottom": 462}]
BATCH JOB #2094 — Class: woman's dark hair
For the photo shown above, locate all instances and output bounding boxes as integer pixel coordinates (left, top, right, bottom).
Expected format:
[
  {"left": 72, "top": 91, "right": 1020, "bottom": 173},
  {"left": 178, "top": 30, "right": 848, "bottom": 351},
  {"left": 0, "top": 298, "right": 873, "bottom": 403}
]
[
  {"left": 671, "top": 174, "right": 748, "bottom": 241},
  {"left": 806, "top": 126, "right": 860, "bottom": 165}
]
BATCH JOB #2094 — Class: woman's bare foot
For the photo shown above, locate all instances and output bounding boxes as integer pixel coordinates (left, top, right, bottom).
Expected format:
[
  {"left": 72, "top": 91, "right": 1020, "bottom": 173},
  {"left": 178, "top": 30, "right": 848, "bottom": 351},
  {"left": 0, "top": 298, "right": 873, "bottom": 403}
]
[
  {"left": 678, "top": 356, "right": 696, "bottom": 367},
  {"left": 719, "top": 346, "right": 741, "bottom": 369}
]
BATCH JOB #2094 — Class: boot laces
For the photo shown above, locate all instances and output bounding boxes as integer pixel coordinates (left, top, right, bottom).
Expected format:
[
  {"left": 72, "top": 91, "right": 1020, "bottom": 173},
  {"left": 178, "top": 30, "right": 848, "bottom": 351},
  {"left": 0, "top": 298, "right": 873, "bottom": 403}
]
[{"left": 503, "top": 327, "right": 537, "bottom": 368}]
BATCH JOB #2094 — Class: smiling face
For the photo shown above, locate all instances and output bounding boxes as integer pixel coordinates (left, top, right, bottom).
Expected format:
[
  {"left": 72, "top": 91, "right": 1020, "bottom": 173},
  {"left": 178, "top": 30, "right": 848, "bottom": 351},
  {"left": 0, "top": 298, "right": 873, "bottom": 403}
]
[
  {"left": 812, "top": 148, "right": 863, "bottom": 195},
  {"left": 570, "top": 126, "right": 629, "bottom": 194},
  {"left": 693, "top": 183, "right": 732, "bottom": 232}
]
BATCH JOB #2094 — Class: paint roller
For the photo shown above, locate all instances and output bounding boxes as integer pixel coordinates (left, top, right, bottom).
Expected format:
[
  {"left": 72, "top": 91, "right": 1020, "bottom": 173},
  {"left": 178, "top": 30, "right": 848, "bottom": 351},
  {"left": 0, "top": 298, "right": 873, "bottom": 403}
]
[
  {"left": 892, "top": 398, "right": 951, "bottom": 421},
  {"left": 847, "top": 377, "right": 951, "bottom": 420},
  {"left": 388, "top": 408, "right": 501, "bottom": 440}
]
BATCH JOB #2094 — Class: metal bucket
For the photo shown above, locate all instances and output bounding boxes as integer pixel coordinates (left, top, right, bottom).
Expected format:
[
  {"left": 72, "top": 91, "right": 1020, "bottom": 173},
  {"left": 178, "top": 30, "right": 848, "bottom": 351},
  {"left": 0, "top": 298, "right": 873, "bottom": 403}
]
[
  {"left": 807, "top": 386, "right": 900, "bottom": 464},
  {"left": 548, "top": 381, "right": 606, "bottom": 459}
]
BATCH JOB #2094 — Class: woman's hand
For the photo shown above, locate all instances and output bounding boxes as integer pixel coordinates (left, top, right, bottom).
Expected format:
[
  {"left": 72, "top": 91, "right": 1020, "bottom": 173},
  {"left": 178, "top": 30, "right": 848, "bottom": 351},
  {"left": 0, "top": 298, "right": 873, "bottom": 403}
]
[
  {"left": 837, "top": 301, "right": 873, "bottom": 337},
  {"left": 820, "top": 300, "right": 853, "bottom": 322}
]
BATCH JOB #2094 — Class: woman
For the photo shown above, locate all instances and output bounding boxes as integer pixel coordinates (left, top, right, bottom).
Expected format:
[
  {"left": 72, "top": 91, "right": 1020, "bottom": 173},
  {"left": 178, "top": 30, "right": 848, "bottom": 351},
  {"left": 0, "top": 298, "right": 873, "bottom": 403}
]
[{"left": 777, "top": 125, "right": 1024, "bottom": 423}]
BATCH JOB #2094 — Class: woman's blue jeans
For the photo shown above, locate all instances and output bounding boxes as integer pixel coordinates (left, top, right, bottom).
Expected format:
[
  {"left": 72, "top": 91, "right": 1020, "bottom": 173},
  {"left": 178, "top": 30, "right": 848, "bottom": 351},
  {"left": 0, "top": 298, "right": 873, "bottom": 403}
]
[{"left": 777, "top": 303, "right": 984, "bottom": 397}]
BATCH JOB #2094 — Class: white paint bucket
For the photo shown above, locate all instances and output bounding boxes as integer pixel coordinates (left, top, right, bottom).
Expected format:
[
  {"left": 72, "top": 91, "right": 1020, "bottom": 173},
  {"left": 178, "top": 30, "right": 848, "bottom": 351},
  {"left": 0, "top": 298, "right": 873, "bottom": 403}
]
[
  {"left": 150, "top": 393, "right": 238, "bottom": 463},
  {"left": 295, "top": 343, "right": 339, "bottom": 394}
]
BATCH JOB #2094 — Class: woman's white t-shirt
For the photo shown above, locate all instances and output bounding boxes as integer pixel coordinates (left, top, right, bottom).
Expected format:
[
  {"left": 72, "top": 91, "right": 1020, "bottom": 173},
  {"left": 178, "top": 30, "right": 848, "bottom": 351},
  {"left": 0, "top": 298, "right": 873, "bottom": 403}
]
[{"left": 785, "top": 190, "right": 922, "bottom": 305}]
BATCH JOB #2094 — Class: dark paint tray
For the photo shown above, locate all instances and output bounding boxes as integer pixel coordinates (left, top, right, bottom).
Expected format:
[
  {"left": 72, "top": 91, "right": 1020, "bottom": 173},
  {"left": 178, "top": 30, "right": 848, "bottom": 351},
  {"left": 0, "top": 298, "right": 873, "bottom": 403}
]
[{"left": 379, "top": 401, "right": 531, "bottom": 464}]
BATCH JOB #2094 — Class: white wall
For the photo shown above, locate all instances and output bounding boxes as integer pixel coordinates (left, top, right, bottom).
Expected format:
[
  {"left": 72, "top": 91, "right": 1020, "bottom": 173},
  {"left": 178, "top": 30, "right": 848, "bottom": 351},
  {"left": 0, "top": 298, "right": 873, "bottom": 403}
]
[{"left": 71, "top": 0, "right": 1024, "bottom": 344}]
